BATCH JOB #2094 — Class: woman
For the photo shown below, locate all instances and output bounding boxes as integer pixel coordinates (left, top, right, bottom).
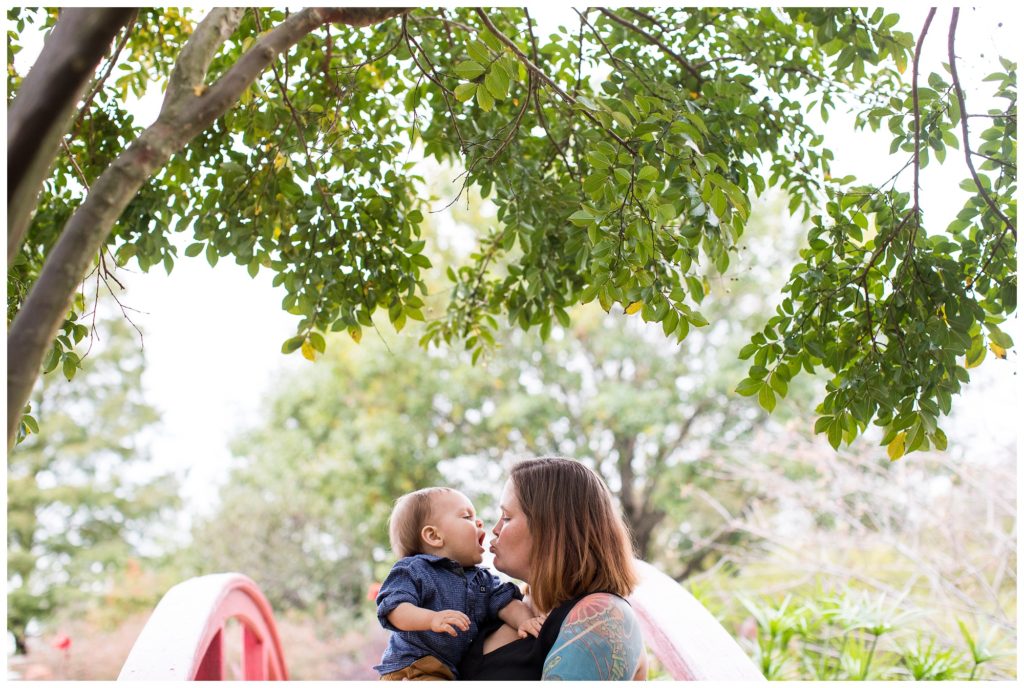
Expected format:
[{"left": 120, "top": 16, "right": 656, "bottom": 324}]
[{"left": 458, "top": 457, "right": 648, "bottom": 680}]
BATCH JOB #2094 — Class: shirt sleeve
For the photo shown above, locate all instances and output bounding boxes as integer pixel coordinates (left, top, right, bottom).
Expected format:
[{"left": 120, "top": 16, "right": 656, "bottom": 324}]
[
  {"left": 485, "top": 572, "right": 524, "bottom": 619},
  {"left": 375, "top": 558, "right": 425, "bottom": 631}
]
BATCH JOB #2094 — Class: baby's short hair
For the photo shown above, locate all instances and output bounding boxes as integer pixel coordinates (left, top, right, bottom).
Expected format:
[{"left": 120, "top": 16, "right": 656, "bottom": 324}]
[{"left": 388, "top": 487, "right": 455, "bottom": 558}]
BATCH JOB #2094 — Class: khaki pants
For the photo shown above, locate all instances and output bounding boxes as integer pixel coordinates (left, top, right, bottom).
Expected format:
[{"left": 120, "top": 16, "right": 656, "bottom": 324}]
[{"left": 380, "top": 656, "right": 455, "bottom": 681}]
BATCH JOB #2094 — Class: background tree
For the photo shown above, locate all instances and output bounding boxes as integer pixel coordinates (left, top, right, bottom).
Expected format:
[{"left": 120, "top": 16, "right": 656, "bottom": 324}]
[
  {"left": 6, "top": 318, "right": 180, "bottom": 655},
  {"left": 188, "top": 190, "right": 815, "bottom": 591},
  {"left": 186, "top": 334, "right": 469, "bottom": 615},
  {"left": 7, "top": 7, "right": 1015, "bottom": 457}
]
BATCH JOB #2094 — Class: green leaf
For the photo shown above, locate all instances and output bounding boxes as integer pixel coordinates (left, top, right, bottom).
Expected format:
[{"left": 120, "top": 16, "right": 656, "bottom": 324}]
[
  {"left": 466, "top": 41, "right": 491, "bottom": 64},
  {"left": 184, "top": 242, "right": 204, "bottom": 257},
  {"left": 454, "top": 60, "right": 486, "bottom": 80},
  {"left": 710, "top": 188, "right": 728, "bottom": 218},
  {"left": 43, "top": 346, "right": 61, "bottom": 374},
  {"left": 827, "top": 420, "right": 843, "bottom": 450},
  {"left": 454, "top": 82, "right": 477, "bottom": 102},
  {"left": 484, "top": 68, "right": 509, "bottom": 100},
  {"left": 476, "top": 84, "right": 494, "bottom": 111},
  {"left": 62, "top": 355, "right": 78, "bottom": 381},
  {"left": 735, "top": 378, "right": 762, "bottom": 396},
  {"left": 757, "top": 383, "right": 776, "bottom": 413},
  {"left": 769, "top": 373, "right": 788, "bottom": 397},
  {"left": 988, "top": 329, "right": 1013, "bottom": 349},
  {"left": 281, "top": 336, "right": 305, "bottom": 354},
  {"left": 586, "top": 151, "right": 612, "bottom": 169},
  {"left": 309, "top": 331, "right": 326, "bottom": 353},
  {"left": 583, "top": 173, "right": 608, "bottom": 195},
  {"left": 568, "top": 209, "right": 594, "bottom": 226},
  {"left": 638, "top": 165, "right": 659, "bottom": 182}
]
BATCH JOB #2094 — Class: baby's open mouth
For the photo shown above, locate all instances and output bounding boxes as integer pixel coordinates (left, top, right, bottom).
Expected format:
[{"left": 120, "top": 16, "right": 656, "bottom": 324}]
[{"left": 478, "top": 532, "right": 485, "bottom": 547}]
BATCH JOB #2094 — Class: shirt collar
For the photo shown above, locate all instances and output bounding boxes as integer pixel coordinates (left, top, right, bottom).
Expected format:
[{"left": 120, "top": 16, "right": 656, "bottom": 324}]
[{"left": 415, "top": 553, "right": 478, "bottom": 571}]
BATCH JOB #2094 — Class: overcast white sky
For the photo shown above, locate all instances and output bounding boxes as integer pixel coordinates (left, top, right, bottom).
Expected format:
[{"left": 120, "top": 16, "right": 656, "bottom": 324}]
[{"left": 12, "top": 6, "right": 1019, "bottom": 523}]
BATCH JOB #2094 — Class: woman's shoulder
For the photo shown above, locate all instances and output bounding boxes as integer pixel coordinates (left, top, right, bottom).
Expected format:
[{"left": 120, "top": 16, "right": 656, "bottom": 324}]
[
  {"left": 543, "top": 592, "right": 644, "bottom": 680},
  {"left": 566, "top": 591, "right": 635, "bottom": 617}
]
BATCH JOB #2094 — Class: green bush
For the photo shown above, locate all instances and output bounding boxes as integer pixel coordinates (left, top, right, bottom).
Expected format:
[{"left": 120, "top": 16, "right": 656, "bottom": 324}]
[{"left": 731, "top": 590, "right": 1009, "bottom": 680}]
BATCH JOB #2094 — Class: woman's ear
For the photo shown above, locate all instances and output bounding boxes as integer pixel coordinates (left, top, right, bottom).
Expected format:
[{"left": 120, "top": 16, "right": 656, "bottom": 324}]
[{"left": 421, "top": 524, "right": 444, "bottom": 548}]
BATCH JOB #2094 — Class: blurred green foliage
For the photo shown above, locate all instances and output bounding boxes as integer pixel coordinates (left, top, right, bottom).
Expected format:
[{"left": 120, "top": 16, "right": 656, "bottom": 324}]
[{"left": 6, "top": 319, "right": 180, "bottom": 655}]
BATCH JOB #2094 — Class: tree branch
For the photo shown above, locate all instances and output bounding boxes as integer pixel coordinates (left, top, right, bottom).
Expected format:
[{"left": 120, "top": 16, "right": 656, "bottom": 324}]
[
  {"left": 7, "top": 7, "right": 409, "bottom": 449},
  {"left": 160, "top": 8, "right": 247, "bottom": 120},
  {"left": 947, "top": 8, "right": 1016, "bottom": 239},
  {"left": 7, "top": 7, "right": 136, "bottom": 267}
]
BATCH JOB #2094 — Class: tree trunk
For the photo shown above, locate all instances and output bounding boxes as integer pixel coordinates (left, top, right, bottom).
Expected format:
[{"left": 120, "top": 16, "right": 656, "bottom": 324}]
[
  {"left": 630, "top": 507, "right": 667, "bottom": 560},
  {"left": 6, "top": 7, "right": 409, "bottom": 449},
  {"left": 7, "top": 8, "right": 136, "bottom": 267}
]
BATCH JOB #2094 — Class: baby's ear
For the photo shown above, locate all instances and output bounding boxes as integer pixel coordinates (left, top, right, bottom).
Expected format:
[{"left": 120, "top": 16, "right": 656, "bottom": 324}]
[{"left": 421, "top": 524, "right": 444, "bottom": 548}]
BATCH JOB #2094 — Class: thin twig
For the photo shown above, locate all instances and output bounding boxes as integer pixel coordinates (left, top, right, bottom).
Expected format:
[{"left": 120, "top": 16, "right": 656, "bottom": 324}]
[
  {"left": 596, "top": 8, "right": 702, "bottom": 84},
  {"left": 947, "top": 8, "right": 1016, "bottom": 239},
  {"left": 60, "top": 139, "right": 90, "bottom": 191},
  {"left": 68, "top": 10, "right": 138, "bottom": 138},
  {"left": 908, "top": 8, "right": 936, "bottom": 260},
  {"left": 474, "top": 8, "right": 636, "bottom": 155}
]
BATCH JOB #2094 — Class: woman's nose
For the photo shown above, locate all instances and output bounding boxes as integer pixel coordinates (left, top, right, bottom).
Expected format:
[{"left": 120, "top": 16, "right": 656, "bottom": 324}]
[{"left": 492, "top": 520, "right": 501, "bottom": 536}]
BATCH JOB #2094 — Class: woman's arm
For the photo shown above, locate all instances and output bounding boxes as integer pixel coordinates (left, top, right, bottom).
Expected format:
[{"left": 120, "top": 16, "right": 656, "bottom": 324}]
[{"left": 542, "top": 593, "right": 645, "bottom": 680}]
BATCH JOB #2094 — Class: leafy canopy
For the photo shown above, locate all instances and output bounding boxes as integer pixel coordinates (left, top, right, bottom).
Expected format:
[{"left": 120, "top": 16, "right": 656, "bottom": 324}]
[{"left": 7, "top": 7, "right": 1016, "bottom": 456}]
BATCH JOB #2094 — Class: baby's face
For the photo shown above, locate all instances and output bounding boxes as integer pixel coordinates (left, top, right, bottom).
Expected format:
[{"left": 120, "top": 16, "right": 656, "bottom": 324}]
[{"left": 428, "top": 490, "right": 486, "bottom": 567}]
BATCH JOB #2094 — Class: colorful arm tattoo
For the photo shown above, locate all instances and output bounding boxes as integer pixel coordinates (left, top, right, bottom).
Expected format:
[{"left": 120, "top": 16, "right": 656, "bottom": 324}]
[{"left": 542, "top": 593, "right": 644, "bottom": 680}]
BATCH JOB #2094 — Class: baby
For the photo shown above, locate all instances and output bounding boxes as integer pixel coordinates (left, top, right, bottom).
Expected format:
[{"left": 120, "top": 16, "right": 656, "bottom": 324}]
[{"left": 374, "top": 487, "right": 543, "bottom": 680}]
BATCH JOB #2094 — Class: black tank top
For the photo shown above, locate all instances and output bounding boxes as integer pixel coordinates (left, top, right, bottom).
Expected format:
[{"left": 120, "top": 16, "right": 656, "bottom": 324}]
[{"left": 457, "top": 592, "right": 600, "bottom": 680}]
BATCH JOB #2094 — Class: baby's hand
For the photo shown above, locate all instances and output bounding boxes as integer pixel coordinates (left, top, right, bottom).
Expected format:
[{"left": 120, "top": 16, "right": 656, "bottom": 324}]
[
  {"left": 430, "top": 609, "right": 471, "bottom": 636},
  {"left": 517, "top": 614, "right": 547, "bottom": 639}
]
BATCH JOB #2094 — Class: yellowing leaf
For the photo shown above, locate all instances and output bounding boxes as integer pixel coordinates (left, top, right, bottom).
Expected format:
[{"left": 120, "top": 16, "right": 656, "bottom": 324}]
[
  {"left": 624, "top": 301, "right": 643, "bottom": 315},
  {"left": 348, "top": 326, "right": 362, "bottom": 343},
  {"left": 989, "top": 342, "right": 1007, "bottom": 359},
  {"left": 887, "top": 432, "right": 906, "bottom": 461},
  {"left": 272, "top": 223, "right": 281, "bottom": 240},
  {"left": 273, "top": 153, "right": 286, "bottom": 171},
  {"left": 300, "top": 340, "right": 318, "bottom": 361}
]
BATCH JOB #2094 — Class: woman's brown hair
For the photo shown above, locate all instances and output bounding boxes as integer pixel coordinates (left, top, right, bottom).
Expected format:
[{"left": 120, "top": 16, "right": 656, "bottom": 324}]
[{"left": 510, "top": 457, "right": 638, "bottom": 613}]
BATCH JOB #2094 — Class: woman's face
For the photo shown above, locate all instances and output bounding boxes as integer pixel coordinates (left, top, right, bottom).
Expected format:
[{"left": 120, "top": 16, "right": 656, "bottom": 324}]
[{"left": 489, "top": 479, "right": 533, "bottom": 583}]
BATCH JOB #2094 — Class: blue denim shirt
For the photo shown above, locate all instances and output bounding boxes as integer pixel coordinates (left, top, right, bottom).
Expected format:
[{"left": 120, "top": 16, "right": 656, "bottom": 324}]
[{"left": 374, "top": 554, "right": 523, "bottom": 677}]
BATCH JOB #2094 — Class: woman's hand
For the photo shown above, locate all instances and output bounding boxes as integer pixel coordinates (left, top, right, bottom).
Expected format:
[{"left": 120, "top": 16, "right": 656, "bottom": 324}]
[
  {"left": 430, "top": 609, "right": 471, "bottom": 636},
  {"left": 517, "top": 614, "right": 548, "bottom": 639}
]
